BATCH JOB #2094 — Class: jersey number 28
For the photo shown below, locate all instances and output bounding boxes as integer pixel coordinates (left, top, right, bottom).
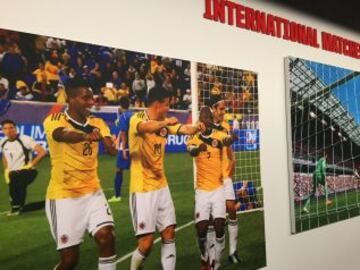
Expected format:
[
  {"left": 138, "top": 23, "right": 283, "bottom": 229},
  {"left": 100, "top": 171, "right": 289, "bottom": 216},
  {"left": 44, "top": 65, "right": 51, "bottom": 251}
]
[{"left": 83, "top": 142, "right": 93, "bottom": 156}]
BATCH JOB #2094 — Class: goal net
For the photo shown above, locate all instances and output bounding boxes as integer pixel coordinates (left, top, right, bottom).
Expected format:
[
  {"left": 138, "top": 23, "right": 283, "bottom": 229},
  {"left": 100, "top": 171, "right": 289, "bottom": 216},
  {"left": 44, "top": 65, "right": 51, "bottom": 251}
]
[
  {"left": 191, "top": 62, "right": 263, "bottom": 213},
  {"left": 286, "top": 56, "right": 360, "bottom": 233}
]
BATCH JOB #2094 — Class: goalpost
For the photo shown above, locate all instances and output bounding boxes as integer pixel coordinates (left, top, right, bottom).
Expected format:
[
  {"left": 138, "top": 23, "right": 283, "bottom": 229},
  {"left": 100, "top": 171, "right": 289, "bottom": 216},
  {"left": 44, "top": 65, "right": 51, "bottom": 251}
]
[{"left": 190, "top": 61, "right": 263, "bottom": 213}]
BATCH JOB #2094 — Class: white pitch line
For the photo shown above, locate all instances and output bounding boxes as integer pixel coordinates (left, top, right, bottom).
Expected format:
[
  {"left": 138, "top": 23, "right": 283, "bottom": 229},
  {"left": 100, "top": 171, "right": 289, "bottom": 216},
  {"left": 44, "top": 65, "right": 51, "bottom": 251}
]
[{"left": 115, "top": 208, "right": 263, "bottom": 265}]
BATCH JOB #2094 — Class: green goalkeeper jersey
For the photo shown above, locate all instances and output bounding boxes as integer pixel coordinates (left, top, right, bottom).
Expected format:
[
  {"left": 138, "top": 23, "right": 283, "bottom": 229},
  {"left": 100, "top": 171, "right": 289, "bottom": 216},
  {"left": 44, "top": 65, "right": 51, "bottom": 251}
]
[
  {"left": 313, "top": 157, "right": 326, "bottom": 186},
  {"left": 315, "top": 157, "right": 326, "bottom": 176}
]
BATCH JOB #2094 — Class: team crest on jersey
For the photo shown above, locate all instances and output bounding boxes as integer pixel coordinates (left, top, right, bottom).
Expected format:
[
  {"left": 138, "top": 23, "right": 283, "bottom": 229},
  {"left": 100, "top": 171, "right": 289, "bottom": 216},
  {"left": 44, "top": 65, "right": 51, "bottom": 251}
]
[
  {"left": 212, "top": 139, "right": 219, "bottom": 148},
  {"left": 139, "top": 222, "right": 146, "bottom": 230},
  {"left": 159, "top": 127, "right": 168, "bottom": 137},
  {"left": 60, "top": 234, "right": 69, "bottom": 244}
]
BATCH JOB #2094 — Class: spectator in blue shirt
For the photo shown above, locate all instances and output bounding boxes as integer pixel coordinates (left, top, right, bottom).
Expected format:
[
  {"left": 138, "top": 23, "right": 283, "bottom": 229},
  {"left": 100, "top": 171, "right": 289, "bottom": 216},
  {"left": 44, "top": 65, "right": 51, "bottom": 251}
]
[{"left": 108, "top": 96, "right": 133, "bottom": 202}]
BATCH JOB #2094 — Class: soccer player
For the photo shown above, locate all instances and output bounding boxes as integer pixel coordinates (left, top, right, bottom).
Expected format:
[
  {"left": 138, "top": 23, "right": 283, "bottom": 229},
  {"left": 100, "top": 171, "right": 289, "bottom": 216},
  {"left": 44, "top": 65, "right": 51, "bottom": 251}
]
[
  {"left": 210, "top": 98, "right": 240, "bottom": 264},
  {"left": 1, "top": 119, "right": 46, "bottom": 216},
  {"left": 108, "top": 96, "right": 133, "bottom": 202},
  {"left": 187, "top": 106, "right": 236, "bottom": 270},
  {"left": 303, "top": 154, "right": 332, "bottom": 214},
  {"left": 43, "top": 78, "right": 118, "bottom": 270},
  {"left": 129, "top": 86, "right": 204, "bottom": 270}
]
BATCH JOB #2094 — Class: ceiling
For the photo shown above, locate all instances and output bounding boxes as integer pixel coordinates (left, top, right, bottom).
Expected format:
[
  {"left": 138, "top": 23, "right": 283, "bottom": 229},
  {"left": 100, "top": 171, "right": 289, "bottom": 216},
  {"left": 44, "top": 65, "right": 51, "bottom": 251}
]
[{"left": 270, "top": 0, "right": 360, "bottom": 33}]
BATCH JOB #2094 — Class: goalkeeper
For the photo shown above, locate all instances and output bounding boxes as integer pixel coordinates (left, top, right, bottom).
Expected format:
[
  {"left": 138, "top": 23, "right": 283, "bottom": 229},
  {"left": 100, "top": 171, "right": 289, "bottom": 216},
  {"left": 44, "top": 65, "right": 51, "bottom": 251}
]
[
  {"left": 0, "top": 120, "right": 46, "bottom": 216},
  {"left": 303, "top": 154, "right": 332, "bottom": 213}
]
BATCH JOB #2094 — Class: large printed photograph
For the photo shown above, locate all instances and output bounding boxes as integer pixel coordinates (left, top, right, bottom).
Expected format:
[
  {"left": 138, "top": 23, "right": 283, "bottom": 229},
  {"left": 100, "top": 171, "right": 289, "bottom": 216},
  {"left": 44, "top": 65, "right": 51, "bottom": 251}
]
[
  {"left": 286, "top": 56, "right": 360, "bottom": 233},
  {"left": 0, "top": 29, "right": 266, "bottom": 270}
]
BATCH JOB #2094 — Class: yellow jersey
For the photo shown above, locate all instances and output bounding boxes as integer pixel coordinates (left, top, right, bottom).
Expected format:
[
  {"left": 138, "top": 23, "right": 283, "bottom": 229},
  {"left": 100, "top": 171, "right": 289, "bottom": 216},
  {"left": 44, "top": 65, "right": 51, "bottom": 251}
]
[
  {"left": 45, "top": 61, "right": 60, "bottom": 81},
  {"left": 187, "top": 130, "right": 228, "bottom": 191},
  {"left": 43, "top": 112, "right": 111, "bottom": 199},
  {"left": 211, "top": 85, "right": 221, "bottom": 96},
  {"left": 102, "top": 87, "right": 117, "bottom": 102},
  {"left": 213, "top": 121, "right": 234, "bottom": 178},
  {"left": 33, "top": 68, "right": 47, "bottom": 83},
  {"left": 129, "top": 111, "right": 182, "bottom": 193},
  {"left": 117, "top": 87, "right": 130, "bottom": 98},
  {"left": 150, "top": 60, "right": 158, "bottom": 74}
]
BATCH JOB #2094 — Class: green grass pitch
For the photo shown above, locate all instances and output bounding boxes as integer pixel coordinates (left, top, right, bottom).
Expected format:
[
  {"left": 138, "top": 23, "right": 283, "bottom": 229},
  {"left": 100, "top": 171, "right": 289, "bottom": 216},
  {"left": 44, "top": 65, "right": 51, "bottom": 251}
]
[
  {"left": 295, "top": 188, "right": 360, "bottom": 233},
  {"left": 0, "top": 152, "right": 266, "bottom": 270}
]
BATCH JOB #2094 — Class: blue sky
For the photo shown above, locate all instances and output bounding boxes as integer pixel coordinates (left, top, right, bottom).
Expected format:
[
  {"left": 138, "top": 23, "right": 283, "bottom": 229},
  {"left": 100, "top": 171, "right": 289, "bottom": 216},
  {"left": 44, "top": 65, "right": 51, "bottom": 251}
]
[{"left": 305, "top": 60, "right": 360, "bottom": 124}]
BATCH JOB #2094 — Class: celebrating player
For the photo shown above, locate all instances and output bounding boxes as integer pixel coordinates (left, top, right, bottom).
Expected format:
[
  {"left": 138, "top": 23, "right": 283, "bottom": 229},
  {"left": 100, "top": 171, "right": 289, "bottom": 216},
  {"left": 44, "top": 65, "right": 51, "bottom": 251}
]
[
  {"left": 187, "top": 106, "right": 236, "bottom": 270},
  {"left": 210, "top": 97, "right": 240, "bottom": 264},
  {"left": 43, "top": 78, "right": 118, "bottom": 270},
  {"left": 129, "top": 86, "right": 204, "bottom": 270}
]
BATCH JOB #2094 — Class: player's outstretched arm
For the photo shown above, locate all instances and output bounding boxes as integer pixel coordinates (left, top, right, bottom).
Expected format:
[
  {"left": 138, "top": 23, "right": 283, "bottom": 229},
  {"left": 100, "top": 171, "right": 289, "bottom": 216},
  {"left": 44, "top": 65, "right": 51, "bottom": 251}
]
[
  {"left": 187, "top": 143, "right": 207, "bottom": 157},
  {"left": 178, "top": 121, "right": 205, "bottom": 135},
  {"left": 223, "top": 133, "right": 238, "bottom": 146},
  {"left": 52, "top": 127, "right": 102, "bottom": 143},
  {"left": 137, "top": 117, "right": 178, "bottom": 134}
]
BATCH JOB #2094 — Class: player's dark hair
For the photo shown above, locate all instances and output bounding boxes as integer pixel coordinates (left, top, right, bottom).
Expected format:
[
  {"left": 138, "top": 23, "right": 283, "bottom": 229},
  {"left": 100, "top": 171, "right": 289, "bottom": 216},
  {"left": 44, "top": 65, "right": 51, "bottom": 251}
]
[
  {"left": 119, "top": 96, "right": 130, "bottom": 110},
  {"left": 65, "top": 77, "right": 91, "bottom": 98},
  {"left": 147, "top": 86, "right": 170, "bottom": 106},
  {"left": 208, "top": 95, "right": 224, "bottom": 108},
  {"left": 1, "top": 119, "right": 15, "bottom": 127}
]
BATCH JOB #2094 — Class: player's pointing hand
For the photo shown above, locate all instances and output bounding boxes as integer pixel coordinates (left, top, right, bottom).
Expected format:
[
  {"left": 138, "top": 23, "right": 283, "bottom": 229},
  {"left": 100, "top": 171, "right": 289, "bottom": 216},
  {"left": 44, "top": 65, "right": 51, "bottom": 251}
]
[{"left": 84, "top": 128, "right": 103, "bottom": 142}]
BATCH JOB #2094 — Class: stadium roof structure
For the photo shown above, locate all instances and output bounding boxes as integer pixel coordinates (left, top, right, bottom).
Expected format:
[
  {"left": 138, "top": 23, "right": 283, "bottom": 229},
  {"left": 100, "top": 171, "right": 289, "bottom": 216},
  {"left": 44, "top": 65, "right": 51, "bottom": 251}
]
[{"left": 288, "top": 57, "right": 360, "bottom": 146}]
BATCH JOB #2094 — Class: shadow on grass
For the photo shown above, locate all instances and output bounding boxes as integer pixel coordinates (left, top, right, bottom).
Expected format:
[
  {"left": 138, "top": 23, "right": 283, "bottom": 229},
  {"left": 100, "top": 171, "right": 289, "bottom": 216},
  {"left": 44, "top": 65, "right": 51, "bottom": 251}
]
[{"left": 22, "top": 201, "right": 45, "bottom": 213}]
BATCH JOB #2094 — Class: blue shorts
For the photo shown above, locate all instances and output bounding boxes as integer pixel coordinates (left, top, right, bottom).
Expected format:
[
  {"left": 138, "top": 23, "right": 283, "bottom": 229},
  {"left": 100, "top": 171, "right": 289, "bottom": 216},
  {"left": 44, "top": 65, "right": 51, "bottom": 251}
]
[{"left": 116, "top": 150, "right": 131, "bottom": 169}]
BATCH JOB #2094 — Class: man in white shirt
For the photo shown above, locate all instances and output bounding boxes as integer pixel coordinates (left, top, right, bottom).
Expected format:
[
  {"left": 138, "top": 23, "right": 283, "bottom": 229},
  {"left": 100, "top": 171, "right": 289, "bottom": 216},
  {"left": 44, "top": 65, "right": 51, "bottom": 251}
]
[
  {"left": 232, "top": 115, "right": 240, "bottom": 130},
  {"left": 182, "top": 89, "right": 192, "bottom": 110},
  {"left": 1, "top": 119, "right": 46, "bottom": 216}
]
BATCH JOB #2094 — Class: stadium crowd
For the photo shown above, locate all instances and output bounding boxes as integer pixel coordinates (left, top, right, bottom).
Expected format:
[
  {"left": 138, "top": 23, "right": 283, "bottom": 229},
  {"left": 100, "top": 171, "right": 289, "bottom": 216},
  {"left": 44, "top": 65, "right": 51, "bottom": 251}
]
[
  {"left": 197, "top": 63, "right": 259, "bottom": 115},
  {"left": 0, "top": 30, "right": 192, "bottom": 110},
  {"left": 293, "top": 173, "right": 360, "bottom": 201}
]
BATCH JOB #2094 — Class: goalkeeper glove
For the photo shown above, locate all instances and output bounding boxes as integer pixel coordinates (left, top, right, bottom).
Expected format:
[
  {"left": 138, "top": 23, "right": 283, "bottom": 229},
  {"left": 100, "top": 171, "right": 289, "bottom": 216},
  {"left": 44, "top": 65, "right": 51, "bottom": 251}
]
[
  {"left": 4, "top": 169, "right": 10, "bottom": 184},
  {"left": 21, "top": 163, "right": 33, "bottom": 170}
]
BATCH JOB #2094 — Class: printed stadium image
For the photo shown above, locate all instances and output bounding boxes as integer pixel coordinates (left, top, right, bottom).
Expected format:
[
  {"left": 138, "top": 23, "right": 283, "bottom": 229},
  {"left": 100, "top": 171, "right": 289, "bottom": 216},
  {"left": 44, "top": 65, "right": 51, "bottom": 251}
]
[
  {"left": 0, "top": 28, "right": 266, "bottom": 270},
  {"left": 286, "top": 56, "right": 360, "bottom": 234}
]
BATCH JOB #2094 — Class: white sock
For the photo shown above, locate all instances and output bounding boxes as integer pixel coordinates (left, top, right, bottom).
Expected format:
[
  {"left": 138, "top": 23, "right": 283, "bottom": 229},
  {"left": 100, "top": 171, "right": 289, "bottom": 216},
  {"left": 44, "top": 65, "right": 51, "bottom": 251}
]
[
  {"left": 207, "top": 225, "right": 216, "bottom": 266},
  {"left": 228, "top": 218, "right": 238, "bottom": 255},
  {"left": 130, "top": 248, "right": 146, "bottom": 270},
  {"left": 214, "top": 236, "right": 225, "bottom": 270},
  {"left": 98, "top": 255, "right": 117, "bottom": 270},
  {"left": 161, "top": 240, "right": 176, "bottom": 270}
]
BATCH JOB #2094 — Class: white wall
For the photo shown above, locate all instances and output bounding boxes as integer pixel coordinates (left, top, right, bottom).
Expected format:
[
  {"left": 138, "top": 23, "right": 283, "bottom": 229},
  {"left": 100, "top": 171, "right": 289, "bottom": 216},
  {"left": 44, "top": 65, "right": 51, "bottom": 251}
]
[{"left": 2, "top": 1, "right": 360, "bottom": 269}]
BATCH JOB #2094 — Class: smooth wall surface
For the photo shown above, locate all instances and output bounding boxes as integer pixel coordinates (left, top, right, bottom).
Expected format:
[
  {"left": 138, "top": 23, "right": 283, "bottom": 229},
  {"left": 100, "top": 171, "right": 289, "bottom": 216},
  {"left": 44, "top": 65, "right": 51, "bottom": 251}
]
[{"left": 2, "top": 1, "right": 360, "bottom": 269}]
